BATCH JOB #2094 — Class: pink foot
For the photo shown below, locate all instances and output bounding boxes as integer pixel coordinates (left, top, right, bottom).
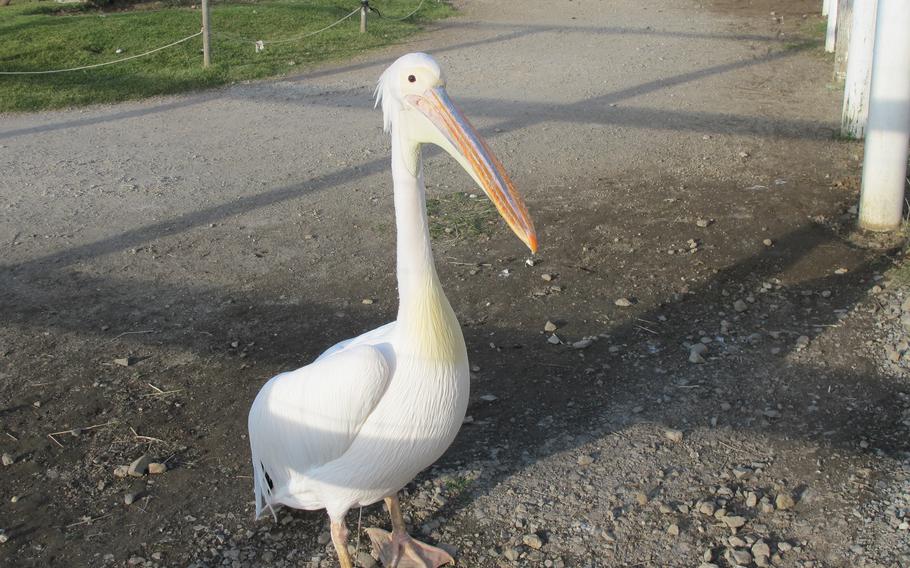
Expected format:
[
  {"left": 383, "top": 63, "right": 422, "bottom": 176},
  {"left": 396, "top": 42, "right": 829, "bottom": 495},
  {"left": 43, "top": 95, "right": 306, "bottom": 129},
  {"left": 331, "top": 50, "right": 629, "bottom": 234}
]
[{"left": 365, "top": 527, "right": 455, "bottom": 568}]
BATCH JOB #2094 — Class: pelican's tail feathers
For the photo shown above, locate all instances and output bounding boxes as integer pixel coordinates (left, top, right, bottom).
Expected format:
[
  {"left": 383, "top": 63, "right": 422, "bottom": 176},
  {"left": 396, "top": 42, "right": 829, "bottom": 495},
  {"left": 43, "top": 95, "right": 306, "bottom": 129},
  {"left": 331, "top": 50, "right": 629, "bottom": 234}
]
[{"left": 252, "top": 457, "right": 278, "bottom": 522}]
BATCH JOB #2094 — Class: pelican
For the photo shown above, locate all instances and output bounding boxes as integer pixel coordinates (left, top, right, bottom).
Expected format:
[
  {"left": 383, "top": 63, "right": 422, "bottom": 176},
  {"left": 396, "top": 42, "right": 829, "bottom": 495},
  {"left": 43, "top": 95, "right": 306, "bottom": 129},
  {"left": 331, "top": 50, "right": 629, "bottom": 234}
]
[{"left": 248, "top": 52, "right": 537, "bottom": 568}]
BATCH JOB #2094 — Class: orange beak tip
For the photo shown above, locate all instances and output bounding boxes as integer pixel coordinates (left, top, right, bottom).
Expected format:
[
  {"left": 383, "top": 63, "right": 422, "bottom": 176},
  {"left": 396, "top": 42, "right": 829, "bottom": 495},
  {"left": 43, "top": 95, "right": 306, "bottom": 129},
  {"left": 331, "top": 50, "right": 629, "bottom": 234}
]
[{"left": 528, "top": 234, "right": 539, "bottom": 254}]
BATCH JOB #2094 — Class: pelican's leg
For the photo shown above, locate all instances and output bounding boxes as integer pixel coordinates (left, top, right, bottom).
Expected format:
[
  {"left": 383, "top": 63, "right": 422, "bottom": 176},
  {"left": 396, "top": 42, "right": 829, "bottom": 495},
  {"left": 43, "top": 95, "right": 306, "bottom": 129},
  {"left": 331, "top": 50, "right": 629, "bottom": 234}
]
[
  {"left": 365, "top": 494, "right": 455, "bottom": 568},
  {"left": 330, "top": 517, "right": 355, "bottom": 568}
]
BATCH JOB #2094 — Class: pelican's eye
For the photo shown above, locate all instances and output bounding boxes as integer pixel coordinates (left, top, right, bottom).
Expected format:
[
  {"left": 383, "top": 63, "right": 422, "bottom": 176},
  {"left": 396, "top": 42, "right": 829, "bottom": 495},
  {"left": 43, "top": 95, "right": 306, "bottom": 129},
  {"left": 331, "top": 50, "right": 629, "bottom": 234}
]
[{"left": 408, "top": 75, "right": 417, "bottom": 83}]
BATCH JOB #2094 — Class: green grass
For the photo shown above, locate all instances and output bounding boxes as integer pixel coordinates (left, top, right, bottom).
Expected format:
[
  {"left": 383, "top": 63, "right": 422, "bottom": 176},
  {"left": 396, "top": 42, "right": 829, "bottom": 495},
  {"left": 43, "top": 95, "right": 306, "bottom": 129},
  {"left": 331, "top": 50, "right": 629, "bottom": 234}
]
[
  {"left": 426, "top": 192, "right": 497, "bottom": 241},
  {"left": 0, "top": 0, "right": 454, "bottom": 112}
]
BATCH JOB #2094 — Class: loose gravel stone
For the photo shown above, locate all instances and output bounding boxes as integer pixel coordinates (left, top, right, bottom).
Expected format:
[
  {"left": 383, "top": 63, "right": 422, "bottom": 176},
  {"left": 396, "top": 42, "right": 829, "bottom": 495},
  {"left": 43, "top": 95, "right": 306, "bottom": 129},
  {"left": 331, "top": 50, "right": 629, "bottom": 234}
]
[
  {"left": 733, "top": 299, "right": 749, "bottom": 312},
  {"left": 1, "top": 453, "right": 12, "bottom": 467},
  {"left": 523, "top": 534, "right": 543, "bottom": 549},
  {"left": 775, "top": 493, "right": 796, "bottom": 510},
  {"left": 665, "top": 429, "right": 684, "bottom": 443},
  {"left": 614, "top": 297, "right": 633, "bottom": 307},
  {"left": 722, "top": 515, "right": 747, "bottom": 529},
  {"left": 148, "top": 462, "right": 167, "bottom": 475},
  {"left": 544, "top": 321, "right": 557, "bottom": 332},
  {"left": 128, "top": 455, "right": 152, "bottom": 477}
]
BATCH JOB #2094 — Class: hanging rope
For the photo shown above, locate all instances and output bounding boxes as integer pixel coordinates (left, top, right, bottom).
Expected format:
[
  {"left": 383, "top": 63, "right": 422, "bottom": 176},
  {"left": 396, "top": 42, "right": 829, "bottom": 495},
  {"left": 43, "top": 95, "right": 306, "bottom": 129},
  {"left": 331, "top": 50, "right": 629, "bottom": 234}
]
[{"left": 0, "top": 31, "right": 202, "bottom": 75}]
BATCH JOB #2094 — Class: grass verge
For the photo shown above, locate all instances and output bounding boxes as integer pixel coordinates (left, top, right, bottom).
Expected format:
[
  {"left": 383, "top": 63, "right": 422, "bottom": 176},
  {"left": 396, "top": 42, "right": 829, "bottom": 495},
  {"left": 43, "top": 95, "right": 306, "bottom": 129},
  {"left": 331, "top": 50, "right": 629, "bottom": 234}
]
[{"left": 0, "top": 0, "right": 454, "bottom": 112}]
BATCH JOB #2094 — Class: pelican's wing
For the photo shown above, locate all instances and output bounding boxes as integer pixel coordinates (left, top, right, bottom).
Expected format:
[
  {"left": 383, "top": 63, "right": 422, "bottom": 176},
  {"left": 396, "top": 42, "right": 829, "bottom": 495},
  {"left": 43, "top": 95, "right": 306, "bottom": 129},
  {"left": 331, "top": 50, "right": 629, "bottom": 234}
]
[
  {"left": 315, "top": 321, "right": 397, "bottom": 362},
  {"left": 248, "top": 343, "right": 392, "bottom": 517}
]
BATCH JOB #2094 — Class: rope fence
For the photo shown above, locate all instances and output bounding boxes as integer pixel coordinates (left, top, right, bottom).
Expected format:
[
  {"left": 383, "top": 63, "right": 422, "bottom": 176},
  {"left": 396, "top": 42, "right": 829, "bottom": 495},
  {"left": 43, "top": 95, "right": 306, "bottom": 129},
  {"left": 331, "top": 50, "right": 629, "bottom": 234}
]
[{"left": 0, "top": 0, "right": 428, "bottom": 75}]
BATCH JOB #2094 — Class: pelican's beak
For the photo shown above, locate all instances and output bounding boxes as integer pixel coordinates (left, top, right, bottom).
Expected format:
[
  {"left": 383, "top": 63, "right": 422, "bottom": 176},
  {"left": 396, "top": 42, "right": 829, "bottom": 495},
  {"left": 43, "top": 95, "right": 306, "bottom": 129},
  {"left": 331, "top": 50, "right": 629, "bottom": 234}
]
[{"left": 406, "top": 87, "right": 538, "bottom": 253}]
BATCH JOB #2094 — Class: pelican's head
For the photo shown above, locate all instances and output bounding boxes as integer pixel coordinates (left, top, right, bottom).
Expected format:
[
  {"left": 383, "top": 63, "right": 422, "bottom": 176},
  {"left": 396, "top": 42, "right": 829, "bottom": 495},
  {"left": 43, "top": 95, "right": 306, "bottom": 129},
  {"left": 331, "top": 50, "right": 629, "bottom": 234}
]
[{"left": 375, "top": 52, "right": 538, "bottom": 253}]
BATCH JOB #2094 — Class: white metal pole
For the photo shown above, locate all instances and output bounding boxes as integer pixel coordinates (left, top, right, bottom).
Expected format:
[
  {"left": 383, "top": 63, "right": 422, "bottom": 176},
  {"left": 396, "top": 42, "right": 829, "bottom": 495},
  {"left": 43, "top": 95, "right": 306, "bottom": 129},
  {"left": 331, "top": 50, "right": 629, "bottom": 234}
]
[
  {"left": 858, "top": 0, "right": 910, "bottom": 232},
  {"left": 823, "top": 0, "right": 830, "bottom": 16},
  {"left": 842, "top": 0, "right": 878, "bottom": 138},
  {"left": 826, "top": 0, "right": 839, "bottom": 52}
]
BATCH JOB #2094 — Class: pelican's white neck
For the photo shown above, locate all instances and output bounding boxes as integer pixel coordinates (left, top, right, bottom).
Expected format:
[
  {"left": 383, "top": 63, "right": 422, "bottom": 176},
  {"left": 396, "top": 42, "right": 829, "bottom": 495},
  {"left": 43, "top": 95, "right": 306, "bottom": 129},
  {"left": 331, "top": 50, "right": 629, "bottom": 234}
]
[{"left": 391, "top": 123, "right": 440, "bottom": 311}]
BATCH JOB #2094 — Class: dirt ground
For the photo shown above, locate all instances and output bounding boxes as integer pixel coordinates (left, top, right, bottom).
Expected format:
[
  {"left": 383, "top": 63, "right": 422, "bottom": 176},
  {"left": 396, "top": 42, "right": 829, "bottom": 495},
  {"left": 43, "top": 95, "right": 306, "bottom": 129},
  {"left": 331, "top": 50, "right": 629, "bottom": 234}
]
[{"left": 1, "top": 0, "right": 908, "bottom": 567}]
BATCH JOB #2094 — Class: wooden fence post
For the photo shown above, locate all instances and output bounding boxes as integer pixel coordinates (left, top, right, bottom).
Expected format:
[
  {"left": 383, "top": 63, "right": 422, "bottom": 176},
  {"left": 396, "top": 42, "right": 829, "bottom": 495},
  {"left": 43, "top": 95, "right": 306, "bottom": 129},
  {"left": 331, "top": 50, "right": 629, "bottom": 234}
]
[
  {"left": 842, "top": 0, "right": 877, "bottom": 138},
  {"left": 202, "top": 0, "right": 211, "bottom": 67},
  {"left": 834, "top": 0, "right": 853, "bottom": 81},
  {"left": 825, "top": 0, "right": 839, "bottom": 52}
]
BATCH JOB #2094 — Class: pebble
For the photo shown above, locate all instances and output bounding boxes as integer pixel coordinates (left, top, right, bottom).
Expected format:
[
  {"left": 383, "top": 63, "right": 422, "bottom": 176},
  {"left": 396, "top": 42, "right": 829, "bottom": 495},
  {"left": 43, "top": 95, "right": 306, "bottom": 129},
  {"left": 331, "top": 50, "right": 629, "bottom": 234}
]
[
  {"left": 733, "top": 299, "right": 749, "bottom": 312},
  {"left": 577, "top": 454, "right": 594, "bottom": 466},
  {"left": 762, "top": 238, "right": 773, "bottom": 247},
  {"left": 665, "top": 429, "right": 684, "bottom": 443},
  {"left": 730, "top": 549, "right": 753, "bottom": 565},
  {"left": 361, "top": 298, "right": 374, "bottom": 305},
  {"left": 795, "top": 335, "right": 810, "bottom": 350},
  {"left": 698, "top": 501, "right": 716, "bottom": 516},
  {"left": 113, "top": 357, "right": 135, "bottom": 367},
  {"left": 356, "top": 552, "right": 377, "bottom": 568},
  {"left": 752, "top": 540, "right": 771, "bottom": 559},
  {"left": 317, "top": 531, "right": 331, "bottom": 545},
  {"left": 503, "top": 547, "right": 520, "bottom": 561},
  {"left": 722, "top": 515, "right": 747, "bottom": 529},
  {"left": 113, "top": 465, "right": 130, "bottom": 478},
  {"left": 479, "top": 394, "right": 498, "bottom": 402},
  {"left": 148, "top": 462, "right": 168, "bottom": 475},
  {"left": 614, "top": 297, "right": 633, "bottom": 307},
  {"left": 544, "top": 320, "right": 558, "bottom": 332},
  {"left": 128, "top": 455, "right": 153, "bottom": 477},
  {"left": 667, "top": 523, "right": 680, "bottom": 536},
  {"left": 124, "top": 487, "right": 142, "bottom": 505},
  {"left": 728, "top": 536, "right": 747, "bottom": 547},
  {"left": 1, "top": 453, "right": 12, "bottom": 467},
  {"left": 696, "top": 219, "right": 713, "bottom": 228},
  {"left": 547, "top": 335, "right": 562, "bottom": 345},
  {"left": 541, "top": 273, "right": 553, "bottom": 282},
  {"left": 522, "top": 534, "right": 543, "bottom": 549},
  {"left": 572, "top": 339, "right": 593, "bottom": 350},
  {"left": 775, "top": 493, "right": 796, "bottom": 510},
  {"left": 689, "top": 350, "right": 706, "bottom": 364},
  {"left": 0, "top": 532, "right": 7, "bottom": 544}
]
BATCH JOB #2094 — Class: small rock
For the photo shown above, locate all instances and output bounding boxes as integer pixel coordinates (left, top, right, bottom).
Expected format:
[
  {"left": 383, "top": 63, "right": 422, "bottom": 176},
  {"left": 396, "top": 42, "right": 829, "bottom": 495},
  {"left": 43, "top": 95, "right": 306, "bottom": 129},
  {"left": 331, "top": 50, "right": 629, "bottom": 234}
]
[
  {"left": 361, "top": 298, "right": 374, "bottom": 305},
  {"left": 356, "top": 552, "right": 377, "bottom": 568},
  {"left": 113, "top": 357, "right": 136, "bottom": 367},
  {"left": 0, "top": 532, "right": 7, "bottom": 544},
  {"left": 795, "top": 335, "right": 810, "bottom": 350},
  {"left": 698, "top": 501, "right": 716, "bottom": 516},
  {"left": 479, "top": 394, "right": 498, "bottom": 402},
  {"left": 522, "top": 534, "right": 543, "bottom": 549},
  {"left": 745, "top": 491, "right": 759, "bottom": 508},
  {"left": 317, "top": 531, "right": 331, "bottom": 545},
  {"left": 503, "top": 547, "right": 519, "bottom": 561},
  {"left": 113, "top": 465, "right": 130, "bottom": 478},
  {"left": 696, "top": 218, "right": 713, "bottom": 228},
  {"left": 148, "top": 462, "right": 167, "bottom": 475},
  {"left": 128, "top": 455, "right": 153, "bottom": 477},
  {"left": 667, "top": 523, "right": 680, "bottom": 536},
  {"left": 614, "top": 297, "right": 633, "bottom": 307},
  {"left": 834, "top": 267, "right": 849, "bottom": 274},
  {"left": 752, "top": 540, "right": 771, "bottom": 559},
  {"left": 541, "top": 273, "right": 553, "bottom": 282},
  {"left": 547, "top": 334, "right": 562, "bottom": 345},
  {"left": 722, "top": 515, "right": 747, "bottom": 529},
  {"left": 577, "top": 454, "right": 594, "bottom": 466},
  {"left": 124, "top": 487, "right": 142, "bottom": 505},
  {"left": 1, "top": 453, "right": 12, "bottom": 467},
  {"left": 544, "top": 321, "right": 558, "bottom": 332},
  {"left": 572, "top": 339, "right": 593, "bottom": 350},
  {"left": 775, "top": 493, "right": 796, "bottom": 510},
  {"left": 689, "top": 351, "right": 706, "bottom": 364},
  {"left": 728, "top": 536, "right": 747, "bottom": 548},
  {"left": 690, "top": 343, "right": 709, "bottom": 356},
  {"left": 665, "top": 429, "right": 684, "bottom": 443},
  {"left": 733, "top": 299, "right": 748, "bottom": 312},
  {"left": 730, "top": 549, "right": 752, "bottom": 565},
  {"left": 762, "top": 238, "right": 773, "bottom": 247}
]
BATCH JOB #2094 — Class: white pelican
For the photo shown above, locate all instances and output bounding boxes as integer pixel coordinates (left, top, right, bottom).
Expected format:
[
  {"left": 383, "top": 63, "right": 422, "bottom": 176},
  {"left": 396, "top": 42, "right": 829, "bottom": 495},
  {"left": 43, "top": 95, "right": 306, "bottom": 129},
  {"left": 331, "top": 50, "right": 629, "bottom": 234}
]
[{"left": 248, "top": 52, "right": 537, "bottom": 568}]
